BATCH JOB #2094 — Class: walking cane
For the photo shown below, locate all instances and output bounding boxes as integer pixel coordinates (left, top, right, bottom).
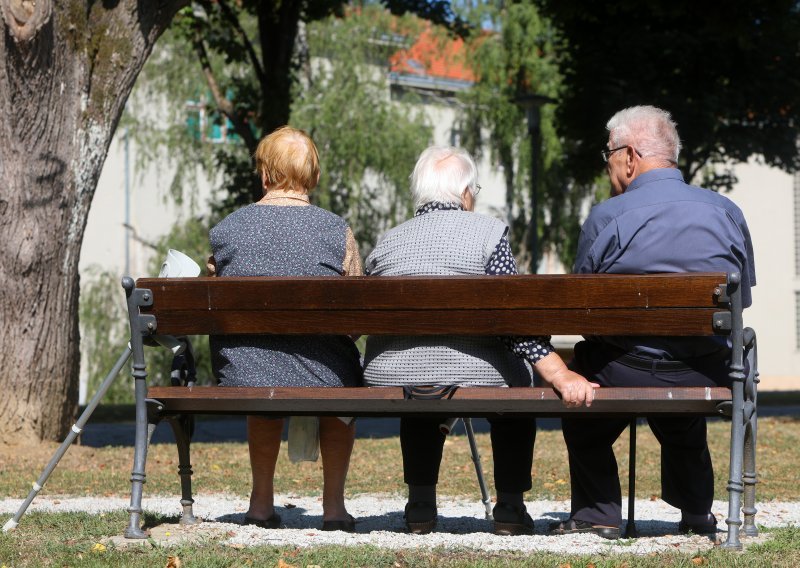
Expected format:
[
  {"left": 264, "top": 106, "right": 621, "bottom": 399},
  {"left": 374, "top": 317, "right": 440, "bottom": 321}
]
[
  {"left": 3, "top": 346, "right": 132, "bottom": 532},
  {"left": 440, "top": 417, "right": 494, "bottom": 520}
]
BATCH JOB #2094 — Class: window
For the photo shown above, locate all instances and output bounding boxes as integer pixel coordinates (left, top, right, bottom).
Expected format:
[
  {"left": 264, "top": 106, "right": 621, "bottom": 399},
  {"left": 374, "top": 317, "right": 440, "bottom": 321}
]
[{"left": 185, "top": 94, "right": 243, "bottom": 144}]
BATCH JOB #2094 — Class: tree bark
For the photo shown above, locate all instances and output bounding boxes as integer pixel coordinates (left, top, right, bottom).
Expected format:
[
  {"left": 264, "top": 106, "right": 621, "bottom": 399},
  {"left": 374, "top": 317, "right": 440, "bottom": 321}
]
[{"left": 0, "top": 0, "right": 186, "bottom": 443}]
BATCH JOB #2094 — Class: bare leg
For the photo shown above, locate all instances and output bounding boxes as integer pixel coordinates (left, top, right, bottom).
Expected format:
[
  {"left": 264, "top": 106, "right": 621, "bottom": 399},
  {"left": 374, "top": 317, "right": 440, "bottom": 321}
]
[
  {"left": 246, "top": 416, "right": 284, "bottom": 520},
  {"left": 319, "top": 417, "right": 355, "bottom": 522}
]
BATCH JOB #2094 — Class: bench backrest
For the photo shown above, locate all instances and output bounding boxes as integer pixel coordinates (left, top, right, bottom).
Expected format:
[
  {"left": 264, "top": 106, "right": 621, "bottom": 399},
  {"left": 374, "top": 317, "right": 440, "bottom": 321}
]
[{"left": 131, "top": 272, "right": 734, "bottom": 337}]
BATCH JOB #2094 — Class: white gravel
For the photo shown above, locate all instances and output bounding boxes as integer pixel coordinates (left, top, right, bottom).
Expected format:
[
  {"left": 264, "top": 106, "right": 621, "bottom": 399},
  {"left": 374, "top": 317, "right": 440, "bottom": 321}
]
[{"left": 2, "top": 494, "right": 797, "bottom": 555}]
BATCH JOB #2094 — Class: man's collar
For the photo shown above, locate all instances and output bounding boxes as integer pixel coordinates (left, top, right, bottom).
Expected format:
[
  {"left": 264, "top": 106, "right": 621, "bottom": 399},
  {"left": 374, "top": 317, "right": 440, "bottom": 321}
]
[{"left": 626, "top": 168, "right": 683, "bottom": 193}]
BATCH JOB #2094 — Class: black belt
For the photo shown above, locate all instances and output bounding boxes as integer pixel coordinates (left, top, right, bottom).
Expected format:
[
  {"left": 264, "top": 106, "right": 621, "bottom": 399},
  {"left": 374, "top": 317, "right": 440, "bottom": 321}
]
[{"left": 615, "top": 353, "right": 693, "bottom": 372}]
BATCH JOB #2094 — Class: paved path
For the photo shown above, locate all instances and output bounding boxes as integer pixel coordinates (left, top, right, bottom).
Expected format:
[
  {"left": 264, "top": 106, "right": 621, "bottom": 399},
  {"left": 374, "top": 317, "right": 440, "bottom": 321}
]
[{"left": 1, "top": 494, "right": 796, "bottom": 555}]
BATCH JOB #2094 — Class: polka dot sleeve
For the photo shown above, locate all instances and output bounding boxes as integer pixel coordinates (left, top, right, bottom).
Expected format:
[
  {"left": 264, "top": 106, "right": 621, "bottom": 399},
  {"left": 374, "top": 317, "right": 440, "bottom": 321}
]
[{"left": 486, "top": 236, "right": 554, "bottom": 364}]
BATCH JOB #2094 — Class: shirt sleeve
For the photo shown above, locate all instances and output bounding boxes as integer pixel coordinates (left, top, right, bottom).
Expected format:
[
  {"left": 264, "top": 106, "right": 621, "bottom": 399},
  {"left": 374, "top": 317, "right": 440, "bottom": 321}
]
[
  {"left": 342, "top": 226, "right": 363, "bottom": 276},
  {"left": 573, "top": 225, "right": 595, "bottom": 274},
  {"left": 486, "top": 236, "right": 554, "bottom": 364}
]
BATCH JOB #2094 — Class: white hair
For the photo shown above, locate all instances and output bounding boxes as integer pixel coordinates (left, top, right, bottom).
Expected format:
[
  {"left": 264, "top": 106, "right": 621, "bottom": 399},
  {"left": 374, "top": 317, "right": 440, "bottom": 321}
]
[
  {"left": 410, "top": 146, "right": 479, "bottom": 209},
  {"left": 606, "top": 105, "right": 682, "bottom": 165}
]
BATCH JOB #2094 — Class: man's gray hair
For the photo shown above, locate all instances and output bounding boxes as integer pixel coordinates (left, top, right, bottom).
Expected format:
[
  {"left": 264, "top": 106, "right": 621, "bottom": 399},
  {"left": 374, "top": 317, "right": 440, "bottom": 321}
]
[
  {"left": 410, "top": 145, "right": 479, "bottom": 209},
  {"left": 606, "top": 106, "right": 682, "bottom": 165}
]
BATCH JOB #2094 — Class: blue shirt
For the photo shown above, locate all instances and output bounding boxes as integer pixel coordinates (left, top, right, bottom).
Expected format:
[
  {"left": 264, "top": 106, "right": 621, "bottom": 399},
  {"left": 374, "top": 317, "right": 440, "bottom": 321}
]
[{"left": 574, "top": 168, "right": 756, "bottom": 359}]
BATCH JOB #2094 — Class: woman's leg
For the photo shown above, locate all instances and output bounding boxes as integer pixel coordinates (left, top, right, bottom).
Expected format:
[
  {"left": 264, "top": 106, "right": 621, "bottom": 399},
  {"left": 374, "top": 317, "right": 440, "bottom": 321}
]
[
  {"left": 400, "top": 416, "right": 444, "bottom": 533},
  {"left": 400, "top": 416, "right": 446, "bottom": 491},
  {"left": 319, "top": 416, "right": 356, "bottom": 522},
  {"left": 246, "top": 416, "right": 284, "bottom": 520}
]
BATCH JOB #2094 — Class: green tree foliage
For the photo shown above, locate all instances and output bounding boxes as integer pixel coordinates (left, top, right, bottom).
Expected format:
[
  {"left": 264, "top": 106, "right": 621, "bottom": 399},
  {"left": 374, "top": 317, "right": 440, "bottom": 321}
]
[
  {"left": 125, "top": 0, "right": 457, "bottom": 208},
  {"left": 538, "top": 0, "right": 800, "bottom": 191},
  {"left": 292, "top": 7, "right": 432, "bottom": 250},
  {"left": 459, "top": 0, "right": 588, "bottom": 269},
  {"left": 127, "top": 4, "right": 433, "bottom": 247},
  {"left": 79, "top": 268, "right": 134, "bottom": 404}
]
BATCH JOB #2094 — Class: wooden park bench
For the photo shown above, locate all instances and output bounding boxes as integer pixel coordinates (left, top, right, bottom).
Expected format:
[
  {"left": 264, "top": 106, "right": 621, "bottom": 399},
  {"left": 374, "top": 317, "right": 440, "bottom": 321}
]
[{"left": 120, "top": 272, "right": 758, "bottom": 549}]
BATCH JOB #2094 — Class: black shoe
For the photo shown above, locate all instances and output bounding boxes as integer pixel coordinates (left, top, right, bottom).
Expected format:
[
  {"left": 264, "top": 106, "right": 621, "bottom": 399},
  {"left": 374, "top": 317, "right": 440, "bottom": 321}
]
[
  {"left": 549, "top": 518, "right": 620, "bottom": 540},
  {"left": 243, "top": 513, "right": 282, "bottom": 529},
  {"left": 322, "top": 514, "right": 357, "bottom": 533},
  {"left": 678, "top": 515, "right": 718, "bottom": 535},
  {"left": 404, "top": 501, "right": 437, "bottom": 534},
  {"left": 493, "top": 502, "right": 535, "bottom": 536}
]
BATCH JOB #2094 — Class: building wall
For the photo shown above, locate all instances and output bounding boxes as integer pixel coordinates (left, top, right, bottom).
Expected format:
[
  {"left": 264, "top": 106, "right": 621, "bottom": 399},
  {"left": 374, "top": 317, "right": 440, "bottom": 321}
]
[
  {"left": 79, "top": 133, "right": 214, "bottom": 279},
  {"left": 726, "top": 161, "right": 799, "bottom": 388}
]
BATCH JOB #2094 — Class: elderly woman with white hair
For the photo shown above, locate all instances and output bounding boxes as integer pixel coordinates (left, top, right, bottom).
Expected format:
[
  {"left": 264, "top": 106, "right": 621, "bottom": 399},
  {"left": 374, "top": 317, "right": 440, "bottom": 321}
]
[{"left": 363, "top": 145, "right": 597, "bottom": 536}]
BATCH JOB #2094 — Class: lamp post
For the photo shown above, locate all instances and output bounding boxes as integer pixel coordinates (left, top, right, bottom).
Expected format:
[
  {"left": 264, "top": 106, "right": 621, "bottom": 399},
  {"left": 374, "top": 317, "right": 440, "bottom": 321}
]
[{"left": 514, "top": 93, "right": 554, "bottom": 274}]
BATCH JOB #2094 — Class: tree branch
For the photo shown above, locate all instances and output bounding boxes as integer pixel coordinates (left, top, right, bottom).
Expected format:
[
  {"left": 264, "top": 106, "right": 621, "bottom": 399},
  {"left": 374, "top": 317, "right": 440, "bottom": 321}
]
[
  {"left": 191, "top": 30, "right": 258, "bottom": 154},
  {"left": 215, "top": 0, "right": 266, "bottom": 85},
  {"left": 686, "top": 150, "right": 709, "bottom": 185}
]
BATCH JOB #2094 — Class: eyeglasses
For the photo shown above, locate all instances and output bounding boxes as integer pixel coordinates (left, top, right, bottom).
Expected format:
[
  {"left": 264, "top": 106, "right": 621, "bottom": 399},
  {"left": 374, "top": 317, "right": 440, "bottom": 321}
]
[
  {"left": 601, "top": 145, "right": 643, "bottom": 163},
  {"left": 474, "top": 184, "right": 481, "bottom": 195},
  {"left": 601, "top": 145, "right": 628, "bottom": 163}
]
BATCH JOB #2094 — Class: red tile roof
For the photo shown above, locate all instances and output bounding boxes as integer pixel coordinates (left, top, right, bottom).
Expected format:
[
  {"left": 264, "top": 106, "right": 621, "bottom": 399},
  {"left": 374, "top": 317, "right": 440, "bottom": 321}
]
[{"left": 390, "top": 27, "right": 475, "bottom": 83}]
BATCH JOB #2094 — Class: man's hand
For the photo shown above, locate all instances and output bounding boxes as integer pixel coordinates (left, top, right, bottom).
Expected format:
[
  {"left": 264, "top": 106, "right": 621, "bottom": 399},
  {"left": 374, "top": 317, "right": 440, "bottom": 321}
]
[{"left": 533, "top": 352, "right": 601, "bottom": 408}]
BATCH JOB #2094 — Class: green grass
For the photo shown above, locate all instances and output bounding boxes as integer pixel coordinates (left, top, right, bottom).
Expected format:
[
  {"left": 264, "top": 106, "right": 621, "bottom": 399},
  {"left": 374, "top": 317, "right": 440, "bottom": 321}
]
[
  {"left": 1, "top": 416, "right": 799, "bottom": 566},
  {"left": 1, "top": 417, "right": 798, "bottom": 501},
  {"left": 0, "top": 511, "right": 798, "bottom": 567}
]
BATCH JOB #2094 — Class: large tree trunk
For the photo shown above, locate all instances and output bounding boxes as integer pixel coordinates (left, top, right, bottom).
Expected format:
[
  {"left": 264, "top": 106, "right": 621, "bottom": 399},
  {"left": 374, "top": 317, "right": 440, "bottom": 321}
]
[{"left": 0, "top": 0, "right": 185, "bottom": 443}]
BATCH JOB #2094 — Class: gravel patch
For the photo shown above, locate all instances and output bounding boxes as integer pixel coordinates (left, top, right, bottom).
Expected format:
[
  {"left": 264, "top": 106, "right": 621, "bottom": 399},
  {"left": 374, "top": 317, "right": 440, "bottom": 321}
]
[{"left": 2, "top": 494, "right": 797, "bottom": 555}]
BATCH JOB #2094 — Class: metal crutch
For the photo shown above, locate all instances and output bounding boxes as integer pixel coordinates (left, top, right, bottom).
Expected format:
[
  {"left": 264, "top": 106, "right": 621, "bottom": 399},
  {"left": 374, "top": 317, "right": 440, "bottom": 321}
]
[
  {"left": 440, "top": 417, "right": 493, "bottom": 519},
  {"left": 2, "top": 346, "right": 132, "bottom": 532}
]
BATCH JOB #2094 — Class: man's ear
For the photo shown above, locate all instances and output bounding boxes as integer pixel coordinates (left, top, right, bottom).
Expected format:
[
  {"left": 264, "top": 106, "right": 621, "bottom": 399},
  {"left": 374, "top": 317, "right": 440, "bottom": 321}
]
[{"left": 626, "top": 146, "right": 638, "bottom": 177}]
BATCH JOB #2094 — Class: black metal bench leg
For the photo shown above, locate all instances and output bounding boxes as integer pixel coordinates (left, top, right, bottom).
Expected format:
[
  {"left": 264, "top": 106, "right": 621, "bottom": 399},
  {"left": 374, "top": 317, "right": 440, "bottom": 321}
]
[
  {"left": 125, "top": 367, "right": 153, "bottom": 539},
  {"left": 722, "top": 378, "right": 745, "bottom": 549},
  {"left": 625, "top": 418, "right": 638, "bottom": 538},
  {"left": 123, "top": 278, "right": 157, "bottom": 539},
  {"left": 742, "top": 330, "right": 759, "bottom": 537},
  {"left": 721, "top": 273, "right": 745, "bottom": 550},
  {"left": 742, "top": 414, "right": 758, "bottom": 537},
  {"left": 168, "top": 416, "right": 197, "bottom": 525}
]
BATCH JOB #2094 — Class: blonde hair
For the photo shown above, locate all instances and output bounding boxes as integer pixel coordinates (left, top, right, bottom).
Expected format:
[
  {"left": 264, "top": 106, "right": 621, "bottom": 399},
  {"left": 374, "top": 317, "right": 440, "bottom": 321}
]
[{"left": 253, "top": 126, "right": 320, "bottom": 194}]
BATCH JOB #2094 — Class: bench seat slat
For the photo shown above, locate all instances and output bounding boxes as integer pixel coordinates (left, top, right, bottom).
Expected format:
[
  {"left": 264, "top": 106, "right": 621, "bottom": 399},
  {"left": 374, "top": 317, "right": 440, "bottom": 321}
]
[{"left": 147, "top": 386, "right": 731, "bottom": 418}]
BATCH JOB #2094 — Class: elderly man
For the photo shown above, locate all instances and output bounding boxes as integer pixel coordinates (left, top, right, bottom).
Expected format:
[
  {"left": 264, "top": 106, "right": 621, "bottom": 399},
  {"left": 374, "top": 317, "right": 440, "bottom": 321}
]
[{"left": 551, "top": 106, "right": 756, "bottom": 539}]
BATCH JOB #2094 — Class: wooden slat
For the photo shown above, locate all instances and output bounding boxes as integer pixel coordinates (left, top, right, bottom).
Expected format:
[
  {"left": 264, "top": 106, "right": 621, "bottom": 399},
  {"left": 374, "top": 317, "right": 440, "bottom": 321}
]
[
  {"left": 149, "top": 307, "right": 721, "bottom": 336},
  {"left": 135, "top": 273, "right": 729, "bottom": 336},
  {"left": 136, "top": 273, "right": 726, "bottom": 311},
  {"left": 147, "top": 386, "right": 731, "bottom": 418}
]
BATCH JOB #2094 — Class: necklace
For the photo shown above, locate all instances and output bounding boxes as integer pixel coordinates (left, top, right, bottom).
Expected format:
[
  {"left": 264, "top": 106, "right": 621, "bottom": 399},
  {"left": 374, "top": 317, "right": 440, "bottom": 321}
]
[{"left": 259, "top": 192, "right": 310, "bottom": 204}]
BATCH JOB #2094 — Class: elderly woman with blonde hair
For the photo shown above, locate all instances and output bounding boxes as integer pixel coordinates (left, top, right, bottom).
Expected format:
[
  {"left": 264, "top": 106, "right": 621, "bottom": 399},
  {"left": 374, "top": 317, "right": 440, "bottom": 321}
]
[
  {"left": 364, "top": 145, "right": 598, "bottom": 536},
  {"left": 207, "top": 126, "right": 362, "bottom": 532}
]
